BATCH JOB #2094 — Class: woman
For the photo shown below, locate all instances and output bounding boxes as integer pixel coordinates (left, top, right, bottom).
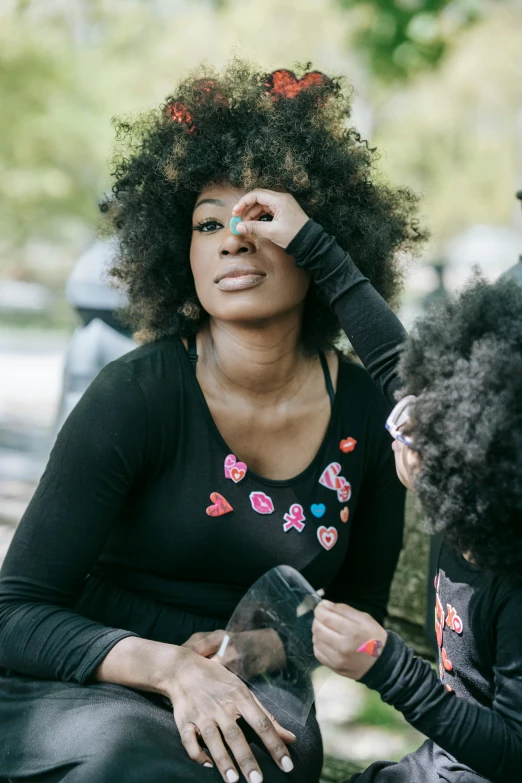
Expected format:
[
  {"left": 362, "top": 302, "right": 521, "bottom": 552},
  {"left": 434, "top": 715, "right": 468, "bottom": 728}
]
[{"left": 0, "top": 62, "right": 424, "bottom": 783}]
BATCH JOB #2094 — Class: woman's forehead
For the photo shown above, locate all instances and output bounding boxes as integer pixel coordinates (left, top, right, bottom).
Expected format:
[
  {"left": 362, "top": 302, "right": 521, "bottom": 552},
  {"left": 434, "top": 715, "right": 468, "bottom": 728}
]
[{"left": 194, "top": 184, "right": 248, "bottom": 210}]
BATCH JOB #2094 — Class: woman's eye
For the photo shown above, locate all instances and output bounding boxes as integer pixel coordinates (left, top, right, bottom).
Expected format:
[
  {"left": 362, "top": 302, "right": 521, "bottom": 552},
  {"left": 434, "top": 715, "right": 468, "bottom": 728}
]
[
  {"left": 258, "top": 213, "right": 273, "bottom": 222},
  {"left": 192, "top": 219, "right": 223, "bottom": 233}
]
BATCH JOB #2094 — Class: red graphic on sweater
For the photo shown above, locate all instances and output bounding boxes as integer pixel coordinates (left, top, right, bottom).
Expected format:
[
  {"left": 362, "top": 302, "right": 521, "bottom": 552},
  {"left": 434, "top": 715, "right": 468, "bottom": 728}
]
[
  {"left": 441, "top": 647, "right": 453, "bottom": 672},
  {"left": 446, "top": 604, "right": 463, "bottom": 634}
]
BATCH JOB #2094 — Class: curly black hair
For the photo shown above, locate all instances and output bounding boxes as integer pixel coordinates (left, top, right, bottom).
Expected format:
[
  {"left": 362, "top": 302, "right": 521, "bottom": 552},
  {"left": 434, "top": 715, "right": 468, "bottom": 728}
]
[
  {"left": 103, "top": 59, "right": 426, "bottom": 350},
  {"left": 399, "top": 275, "right": 522, "bottom": 580}
]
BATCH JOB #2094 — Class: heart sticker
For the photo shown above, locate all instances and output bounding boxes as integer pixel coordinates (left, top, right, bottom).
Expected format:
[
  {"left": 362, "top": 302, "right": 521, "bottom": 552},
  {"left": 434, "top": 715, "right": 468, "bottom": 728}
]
[
  {"left": 340, "top": 437, "right": 357, "bottom": 453},
  {"left": 249, "top": 491, "right": 274, "bottom": 515},
  {"left": 224, "top": 454, "right": 247, "bottom": 482},
  {"left": 317, "top": 525, "right": 338, "bottom": 551},
  {"left": 311, "top": 503, "right": 326, "bottom": 518},
  {"left": 206, "top": 492, "right": 233, "bottom": 517},
  {"left": 340, "top": 507, "right": 349, "bottom": 523},
  {"left": 319, "top": 462, "right": 342, "bottom": 490},
  {"left": 230, "top": 466, "right": 246, "bottom": 483},
  {"left": 336, "top": 478, "right": 352, "bottom": 503}
]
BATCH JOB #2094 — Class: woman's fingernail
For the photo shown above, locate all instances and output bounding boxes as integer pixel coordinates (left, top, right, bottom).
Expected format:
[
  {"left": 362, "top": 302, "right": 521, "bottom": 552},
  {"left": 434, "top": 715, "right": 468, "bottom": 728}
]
[
  {"left": 250, "top": 772, "right": 263, "bottom": 783},
  {"left": 321, "top": 599, "right": 334, "bottom": 609},
  {"left": 281, "top": 755, "right": 294, "bottom": 772},
  {"left": 288, "top": 731, "right": 297, "bottom": 739},
  {"left": 204, "top": 761, "right": 213, "bottom": 768},
  {"left": 226, "top": 771, "right": 239, "bottom": 783}
]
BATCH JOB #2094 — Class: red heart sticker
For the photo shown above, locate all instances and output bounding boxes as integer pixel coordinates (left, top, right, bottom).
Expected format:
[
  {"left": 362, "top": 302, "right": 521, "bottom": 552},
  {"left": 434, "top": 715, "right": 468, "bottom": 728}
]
[
  {"left": 340, "top": 437, "right": 357, "bottom": 453},
  {"left": 206, "top": 492, "right": 233, "bottom": 517},
  {"left": 230, "top": 466, "right": 246, "bottom": 483},
  {"left": 266, "top": 69, "right": 329, "bottom": 99},
  {"left": 340, "top": 507, "right": 349, "bottom": 523},
  {"left": 317, "top": 525, "right": 338, "bottom": 551}
]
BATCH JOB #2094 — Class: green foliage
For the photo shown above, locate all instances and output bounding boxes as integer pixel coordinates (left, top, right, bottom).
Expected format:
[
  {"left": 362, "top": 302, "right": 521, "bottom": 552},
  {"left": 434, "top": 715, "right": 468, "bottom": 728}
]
[
  {"left": 338, "top": 0, "right": 485, "bottom": 80},
  {"left": 354, "top": 687, "right": 405, "bottom": 729}
]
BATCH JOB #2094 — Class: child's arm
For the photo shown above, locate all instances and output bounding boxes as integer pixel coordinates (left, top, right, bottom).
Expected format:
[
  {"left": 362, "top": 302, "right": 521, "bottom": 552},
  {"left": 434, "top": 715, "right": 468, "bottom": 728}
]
[
  {"left": 313, "top": 599, "right": 522, "bottom": 783},
  {"left": 286, "top": 219, "right": 407, "bottom": 407}
]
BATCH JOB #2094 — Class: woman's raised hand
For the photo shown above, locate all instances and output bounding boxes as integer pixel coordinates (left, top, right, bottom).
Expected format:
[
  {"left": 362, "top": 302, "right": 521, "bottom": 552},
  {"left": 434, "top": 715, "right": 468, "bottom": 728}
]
[
  {"left": 232, "top": 189, "right": 309, "bottom": 249},
  {"left": 162, "top": 646, "right": 295, "bottom": 782}
]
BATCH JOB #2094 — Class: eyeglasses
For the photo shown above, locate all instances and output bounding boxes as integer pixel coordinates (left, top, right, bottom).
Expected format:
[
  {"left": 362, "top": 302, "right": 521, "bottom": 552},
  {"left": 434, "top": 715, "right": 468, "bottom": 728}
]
[{"left": 386, "top": 395, "right": 417, "bottom": 449}]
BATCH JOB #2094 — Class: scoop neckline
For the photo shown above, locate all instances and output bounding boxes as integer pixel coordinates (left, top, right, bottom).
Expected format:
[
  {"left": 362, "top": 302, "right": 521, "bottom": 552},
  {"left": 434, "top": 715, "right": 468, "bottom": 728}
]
[{"left": 177, "top": 337, "right": 342, "bottom": 488}]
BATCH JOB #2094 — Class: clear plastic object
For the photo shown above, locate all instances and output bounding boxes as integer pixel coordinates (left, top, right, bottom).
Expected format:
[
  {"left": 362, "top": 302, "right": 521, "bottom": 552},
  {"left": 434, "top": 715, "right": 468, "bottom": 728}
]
[{"left": 221, "top": 566, "right": 322, "bottom": 726}]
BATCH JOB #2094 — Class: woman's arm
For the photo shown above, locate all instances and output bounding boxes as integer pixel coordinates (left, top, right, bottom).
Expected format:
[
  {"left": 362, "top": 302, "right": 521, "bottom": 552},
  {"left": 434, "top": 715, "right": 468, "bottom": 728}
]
[
  {"left": 286, "top": 219, "right": 406, "bottom": 407},
  {"left": 0, "top": 360, "right": 147, "bottom": 682}
]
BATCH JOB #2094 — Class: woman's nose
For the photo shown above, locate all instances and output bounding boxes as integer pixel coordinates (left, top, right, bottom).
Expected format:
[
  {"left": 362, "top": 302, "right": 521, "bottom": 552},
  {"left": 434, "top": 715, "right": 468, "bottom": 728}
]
[{"left": 219, "top": 231, "right": 256, "bottom": 256}]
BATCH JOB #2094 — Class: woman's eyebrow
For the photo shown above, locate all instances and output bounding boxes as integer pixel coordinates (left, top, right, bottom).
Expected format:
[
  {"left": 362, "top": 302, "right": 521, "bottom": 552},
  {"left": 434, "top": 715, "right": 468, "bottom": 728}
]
[{"left": 194, "top": 198, "right": 225, "bottom": 210}]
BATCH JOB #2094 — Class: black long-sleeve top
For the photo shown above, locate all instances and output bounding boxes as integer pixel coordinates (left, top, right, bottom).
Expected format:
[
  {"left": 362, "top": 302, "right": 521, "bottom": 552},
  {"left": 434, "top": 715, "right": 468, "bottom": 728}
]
[
  {"left": 0, "top": 292, "right": 404, "bottom": 686},
  {"left": 289, "top": 219, "right": 522, "bottom": 783}
]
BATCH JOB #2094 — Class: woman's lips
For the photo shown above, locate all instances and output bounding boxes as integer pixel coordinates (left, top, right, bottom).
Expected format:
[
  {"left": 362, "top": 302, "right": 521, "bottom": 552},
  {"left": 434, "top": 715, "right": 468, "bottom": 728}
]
[{"left": 215, "top": 264, "right": 266, "bottom": 292}]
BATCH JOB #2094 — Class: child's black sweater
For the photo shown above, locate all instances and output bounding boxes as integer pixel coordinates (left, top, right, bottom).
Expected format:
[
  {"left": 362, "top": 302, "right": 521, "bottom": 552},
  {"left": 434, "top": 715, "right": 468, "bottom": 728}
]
[{"left": 289, "top": 220, "right": 522, "bottom": 783}]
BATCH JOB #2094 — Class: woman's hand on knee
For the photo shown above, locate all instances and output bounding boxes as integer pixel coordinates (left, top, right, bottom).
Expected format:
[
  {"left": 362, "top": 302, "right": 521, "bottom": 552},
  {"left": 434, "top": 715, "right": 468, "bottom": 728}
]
[
  {"left": 232, "top": 189, "right": 309, "bottom": 249},
  {"left": 163, "top": 647, "right": 295, "bottom": 782},
  {"left": 182, "top": 629, "right": 286, "bottom": 678}
]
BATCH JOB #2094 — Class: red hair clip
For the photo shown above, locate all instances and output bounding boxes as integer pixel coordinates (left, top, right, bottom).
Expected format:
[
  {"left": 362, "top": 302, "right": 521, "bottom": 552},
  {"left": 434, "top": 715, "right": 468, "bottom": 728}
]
[
  {"left": 165, "top": 101, "right": 194, "bottom": 132},
  {"left": 264, "top": 69, "right": 330, "bottom": 100}
]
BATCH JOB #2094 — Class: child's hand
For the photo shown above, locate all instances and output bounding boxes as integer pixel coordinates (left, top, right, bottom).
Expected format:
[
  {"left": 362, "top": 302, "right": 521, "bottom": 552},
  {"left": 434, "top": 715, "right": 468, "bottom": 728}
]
[
  {"left": 312, "top": 600, "right": 387, "bottom": 680},
  {"left": 232, "top": 189, "right": 309, "bottom": 249}
]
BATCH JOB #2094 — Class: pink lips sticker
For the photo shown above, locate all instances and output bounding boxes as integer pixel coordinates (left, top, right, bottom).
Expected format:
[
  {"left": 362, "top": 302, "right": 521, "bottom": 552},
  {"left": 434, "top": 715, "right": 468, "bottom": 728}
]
[
  {"left": 224, "top": 454, "right": 247, "bottom": 483},
  {"left": 317, "top": 525, "right": 338, "bottom": 550},
  {"left": 249, "top": 491, "right": 274, "bottom": 515}
]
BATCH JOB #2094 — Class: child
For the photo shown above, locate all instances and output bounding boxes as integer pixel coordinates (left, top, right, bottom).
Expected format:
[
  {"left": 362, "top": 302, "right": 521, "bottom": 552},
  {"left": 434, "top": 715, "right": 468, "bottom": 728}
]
[{"left": 313, "top": 277, "right": 522, "bottom": 783}]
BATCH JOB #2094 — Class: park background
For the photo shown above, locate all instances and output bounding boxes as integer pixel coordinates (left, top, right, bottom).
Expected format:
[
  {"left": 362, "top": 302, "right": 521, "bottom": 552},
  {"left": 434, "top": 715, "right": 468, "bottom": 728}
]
[{"left": 1, "top": 0, "right": 521, "bottom": 777}]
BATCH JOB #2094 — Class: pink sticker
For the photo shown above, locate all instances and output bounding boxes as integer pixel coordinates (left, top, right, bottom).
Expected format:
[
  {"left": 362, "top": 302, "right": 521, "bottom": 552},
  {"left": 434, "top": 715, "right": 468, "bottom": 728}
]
[
  {"left": 249, "top": 491, "right": 274, "bottom": 515},
  {"left": 206, "top": 492, "right": 233, "bottom": 517},
  {"left": 357, "top": 639, "right": 383, "bottom": 658},
  {"left": 224, "top": 454, "right": 247, "bottom": 482},
  {"left": 336, "top": 477, "right": 352, "bottom": 503},
  {"left": 283, "top": 504, "right": 306, "bottom": 533},
  {"left": 319, "top": 462, "right": 351, "bottom": 502},
  {"left": 317, "top": 525, "right": 338, "bottom": 550},
  {"left": 319, "top": 462, "right": 342, "bottom": 490}
]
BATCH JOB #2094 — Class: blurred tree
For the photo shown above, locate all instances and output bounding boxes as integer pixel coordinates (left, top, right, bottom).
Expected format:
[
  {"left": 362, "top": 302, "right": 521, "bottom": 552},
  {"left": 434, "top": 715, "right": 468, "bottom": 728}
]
[{"left": 337, "top": 0, "right": 489, "bottom": 81}]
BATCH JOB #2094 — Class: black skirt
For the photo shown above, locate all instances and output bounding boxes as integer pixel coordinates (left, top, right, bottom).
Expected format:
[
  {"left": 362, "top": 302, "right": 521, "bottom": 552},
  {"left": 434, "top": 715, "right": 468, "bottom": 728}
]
[{"left": 0, "top": 672, "right": 322, "bottom": 782}]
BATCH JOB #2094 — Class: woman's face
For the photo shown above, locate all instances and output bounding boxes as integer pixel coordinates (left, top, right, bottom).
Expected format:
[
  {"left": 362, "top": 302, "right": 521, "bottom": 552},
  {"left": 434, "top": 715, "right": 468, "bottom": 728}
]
[{"left": 190, "top": 184, "right": 310, "bottom": 324}]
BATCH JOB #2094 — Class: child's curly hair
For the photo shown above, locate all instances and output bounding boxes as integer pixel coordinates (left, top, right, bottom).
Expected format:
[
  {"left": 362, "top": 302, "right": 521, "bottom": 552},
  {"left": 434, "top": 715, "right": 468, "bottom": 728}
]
[
  {"left": 399, "top": 275, "right": 522, "bottom": 580},
  {"left": 103, "top": 59, "right": 426, "bottom": 350}
]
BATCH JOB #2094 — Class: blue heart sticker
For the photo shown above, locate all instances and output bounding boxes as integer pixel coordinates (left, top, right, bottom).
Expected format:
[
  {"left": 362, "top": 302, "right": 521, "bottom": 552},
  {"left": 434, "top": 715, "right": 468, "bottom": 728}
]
[{"left": 311, "top": 503, "right": 326, "bottom": 518}]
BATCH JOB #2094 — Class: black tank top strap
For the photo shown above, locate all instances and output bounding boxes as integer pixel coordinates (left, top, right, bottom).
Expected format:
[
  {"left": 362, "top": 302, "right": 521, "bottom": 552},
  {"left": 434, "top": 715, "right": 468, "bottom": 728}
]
[
  {"left": 187, "top": 333, "right": 198, "bottom": 370},
  {"left": 319, "top": 351, "right": 335, "bottom": 409}
]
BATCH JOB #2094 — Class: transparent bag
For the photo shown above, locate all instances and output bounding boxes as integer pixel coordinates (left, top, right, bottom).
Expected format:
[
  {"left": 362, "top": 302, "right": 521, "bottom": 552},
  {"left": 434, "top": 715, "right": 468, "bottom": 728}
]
[{"left": 218, "top": 565, "right": 322, "bottom": 726}]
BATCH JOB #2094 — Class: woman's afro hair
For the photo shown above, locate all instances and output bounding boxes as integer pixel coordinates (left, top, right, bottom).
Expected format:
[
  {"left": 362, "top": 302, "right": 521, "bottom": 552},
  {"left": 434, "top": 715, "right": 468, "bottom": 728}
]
[
  {"left": 399, "top": 275, "right": 522, "bottom": 580},
  {"left": 103, "top": 59, "right": 426, "bottom": 350}
]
